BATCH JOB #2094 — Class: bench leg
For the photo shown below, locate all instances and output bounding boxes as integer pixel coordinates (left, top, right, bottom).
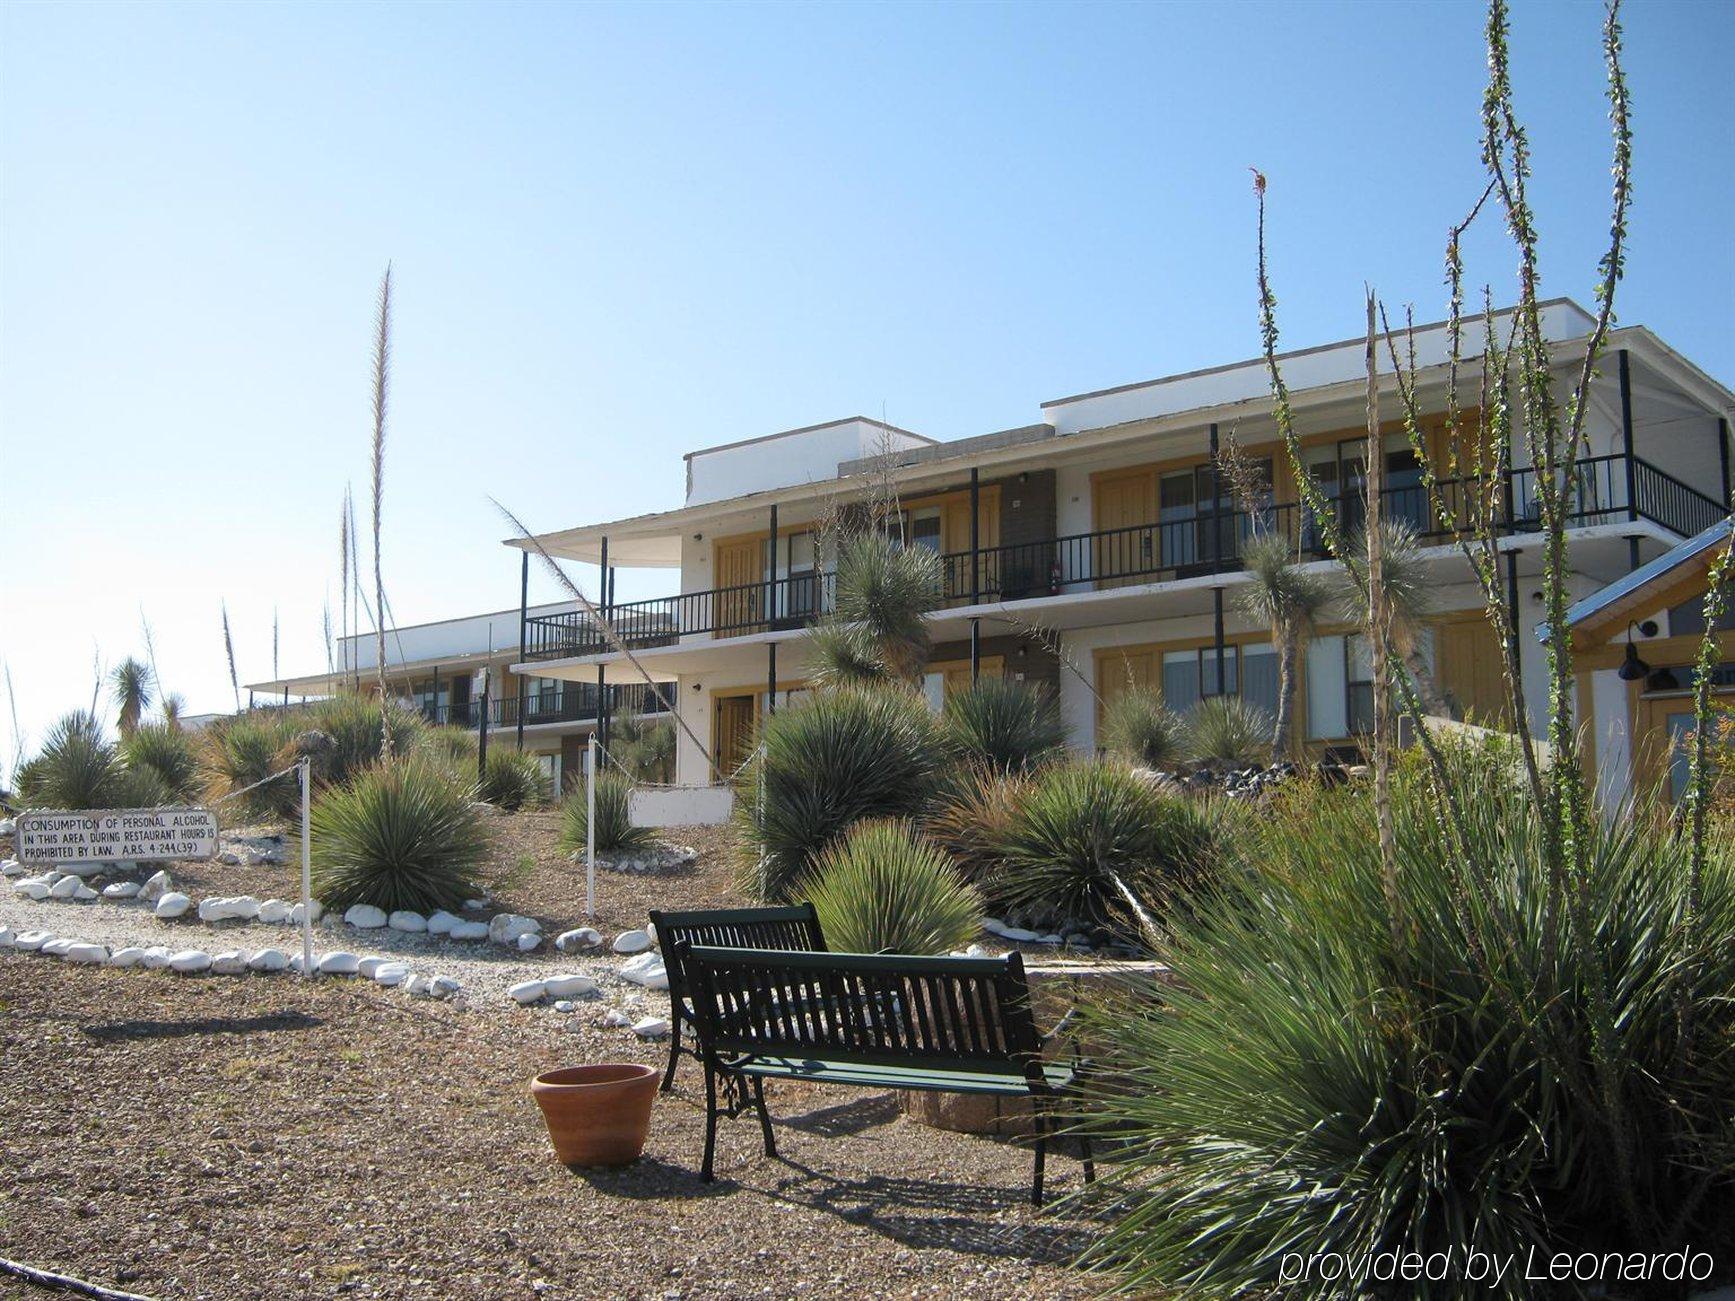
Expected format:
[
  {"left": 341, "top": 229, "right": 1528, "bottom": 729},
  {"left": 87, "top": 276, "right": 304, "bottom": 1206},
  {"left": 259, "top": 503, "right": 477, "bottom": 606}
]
[
  {"left": 751, "top": 1077, "right": 777, "bottom": 1159},
  {"left": 661, "top": 1013, "right": 683, "bottom": 1093},
  {"left": 1080, "top": 1129, "right": 1096, "bottom": 1185},
  {"left": 700, "top": 1063, "right": 719, "bottom": 1183},
  {"left": 1031, "top": 1109, "right": 1048, "bottom": 1208}
]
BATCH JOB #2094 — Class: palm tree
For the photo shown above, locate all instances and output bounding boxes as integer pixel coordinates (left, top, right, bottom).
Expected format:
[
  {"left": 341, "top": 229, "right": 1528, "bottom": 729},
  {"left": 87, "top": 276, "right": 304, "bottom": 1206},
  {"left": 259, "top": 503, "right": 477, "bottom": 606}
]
[
  {"left": 1236, "top": 533, "right": 1332, "bottom": 761},
  {"left": 1341, "top": 521, "right": 1453, "bottom": 719},
  {"left": 110, "top": 657, "right": 154, "bottom": 738},
  {"left": 808, "top": 531, "right": 941, "bottom": 687}
]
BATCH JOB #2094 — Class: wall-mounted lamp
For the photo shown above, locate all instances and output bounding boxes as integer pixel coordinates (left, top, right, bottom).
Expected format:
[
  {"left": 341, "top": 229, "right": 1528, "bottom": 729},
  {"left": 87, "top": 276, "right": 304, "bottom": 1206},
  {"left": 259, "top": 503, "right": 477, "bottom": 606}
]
[
  {"left": 691, "top": 682, "right": 703, "bottom": 693},
  {"left": 693, "top": 532, "right": 704, "bottom": 542},
  {"left": 1616, "top": 620, "right": 1659, "bottom": 682}
]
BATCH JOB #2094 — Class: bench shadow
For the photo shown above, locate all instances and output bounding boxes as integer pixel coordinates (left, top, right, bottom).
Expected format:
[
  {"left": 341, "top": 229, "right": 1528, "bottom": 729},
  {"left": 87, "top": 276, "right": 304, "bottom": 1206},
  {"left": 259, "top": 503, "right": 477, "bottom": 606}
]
[
  {"left": 771, "top": 1092, "right": 902, "bottom": 1137},
  {"left": 83, "top": 1010, "right": 323, "bottom": 1043}
]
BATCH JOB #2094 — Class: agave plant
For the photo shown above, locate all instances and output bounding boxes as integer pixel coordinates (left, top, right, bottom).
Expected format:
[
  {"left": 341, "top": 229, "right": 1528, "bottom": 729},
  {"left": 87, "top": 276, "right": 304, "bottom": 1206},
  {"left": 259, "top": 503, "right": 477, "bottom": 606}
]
[
  {"left": 310, "top": 755, "right": 487, "bottom": 912},
  {"left": 1101, "top": 689, "right": 1185, "bottom": 770},
  {"left": 110, "top": 658, "right": 154, "bottom": 738},
  {"left": 939, "top": 677, "right": 1065, "bottom": 774},
  {"left": 736, "top": 683, "right": 944, "bottom": 902},
  {"left": 995, "top": 760, "right": 1218, "bottom": 940},
  {"left": 1184, "top": 695, "right": 1272, "bottom": 771},
  {"left": 560, "top": 769, "right": 653, "bottom": 855},
  {"left": 1081, "top": 743, "right": 1735, "bottom": 1297},
  {"left": 479, "top": 749, "right": 547, "bottom": 812},
  {"left": 804, "top": 819, "right": 981, "bottom": 955},
  {"left": 16, "top": 712, "right": 126, "bottom": 810},
  {"left": 121, "top": 722, "right": 202, "bottom": 802}
]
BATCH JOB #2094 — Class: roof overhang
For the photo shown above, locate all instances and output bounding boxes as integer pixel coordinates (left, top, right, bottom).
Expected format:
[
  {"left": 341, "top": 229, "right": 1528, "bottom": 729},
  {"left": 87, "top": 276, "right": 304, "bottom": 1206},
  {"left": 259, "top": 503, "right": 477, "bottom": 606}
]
[{"left": 1551, "top": 518, "right": 1735, "bottom": 645}]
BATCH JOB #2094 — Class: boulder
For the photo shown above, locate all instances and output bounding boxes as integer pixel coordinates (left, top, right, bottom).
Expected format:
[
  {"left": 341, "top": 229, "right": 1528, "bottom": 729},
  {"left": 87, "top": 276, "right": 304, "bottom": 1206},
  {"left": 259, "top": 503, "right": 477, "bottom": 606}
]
[
  {"left": 102, "top": 881, "right": 142, "bottom": 899},
  {"left": 140, "top": 946, "right": 171, "bottom": 970},
  {"left": 508, "top": 979, "right": 547, "bottom": 1005},
  {"left": 543, "top": 973, "right": 597, "bottom": 999},
  {"left": 631, "top": 1017, "right": 671, "bottom": 1040},
  {"left": 0, "top": 927, "right": 14, "bottom": 948},
  {"left": 404, "top": 974, "right": 435, "bottom": 997},
  {"left": 618, "top": 952, "right": 668, "bottom": 991},
  {"left": 516, "top": 932, "right": 542, "bottom": 953},
  {"left": 13, "top": 931, "right": 55, "bottom": 952},
  {"left": 139, "top": 870, "right": 172, "bottom": 902},
  {"left": 256, "top": 899, "right": 293, "bottom": 924},
  {"left": 611, "top": 929, "right": 653, "bottom": 955},
  {"left": 211, "top": 951, "right": 249, "bottom": 975},
  {"left": 555, "top": 927, "right": 603, "bottom": 952},
  {"left": 2, "top": 858, "right": 27, "bottom": 877},
  {"left": 602, "top": 1008, "right": 633, "bottom": 1028},
  {"left": 488, "top": 913, "right": 540, "bottom": 946},
  {"left": 447, "top": 920, "right": 490, "bottom": 941},
  {"left": 154, "top": 892, "right": 193, "bottom": 919},
  {"left": 462, "top": 898, "right": 488, "bottom": 911},
  {"left": 74, "top": 885, "right": 98, "bottom": 901},
  {"left": 372, "top": 962, "right": 411, "bottom": 987},
  {"left": 108, "top": 946, "right": 149, "bottom": 968},
  {"left": 41, "top": 938, "right": 77, "bottom": 957},
  {"left": 14, "top": 880, "right": 51, "bottom": 901},
  {"left": 50, "top": 875, "right": 83, "bottom": 900},
  {"left": 429, "top": 976, "right": 461, "bottom": 999},
  {"left": 426, "top": 910, "right": 461, "bottom": 936},
  {"left": 168, "top": 949, "right": 213, "bottom": 974},
  {"left": 343, "top": 904, "right": 388, "bottom": 929},
  {"left": 289, "top": 901, "right": 322, "bottom": 925},
  {"left": 356, "top": 957, "right": 389, "bottom": 979},
  {"left": 248, "top": 949, "right": 290, "bottom": 972},
  {"left": 199, "top": 896, "right": 261, "bottom": 922},
  {"left": 317, "top": 951, "right": 361, "bottom": 975},
  {"left": 387, "top": 910, "right": 426, "bottom": 933},
  {"left": 63, "top": 943, "right": 109, "bottom": 965}
]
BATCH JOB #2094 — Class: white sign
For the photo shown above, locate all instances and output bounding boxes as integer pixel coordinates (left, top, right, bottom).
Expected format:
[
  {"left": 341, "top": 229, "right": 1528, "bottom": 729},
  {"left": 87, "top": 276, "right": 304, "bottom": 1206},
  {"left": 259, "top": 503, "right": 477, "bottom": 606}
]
[{"left": 18, "top": 808, "right": 220, "bottom": 864}]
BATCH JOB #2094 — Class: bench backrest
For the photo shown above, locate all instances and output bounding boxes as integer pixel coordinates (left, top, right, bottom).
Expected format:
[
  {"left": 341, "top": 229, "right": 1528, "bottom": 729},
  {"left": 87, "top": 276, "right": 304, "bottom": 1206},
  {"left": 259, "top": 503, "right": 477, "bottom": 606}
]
[
  {"left": 650, "top": 905, "right": 827, "bottom": 1011},
  {"left": 679, "top": 945, "right": 1042, "bottom": 1076}
]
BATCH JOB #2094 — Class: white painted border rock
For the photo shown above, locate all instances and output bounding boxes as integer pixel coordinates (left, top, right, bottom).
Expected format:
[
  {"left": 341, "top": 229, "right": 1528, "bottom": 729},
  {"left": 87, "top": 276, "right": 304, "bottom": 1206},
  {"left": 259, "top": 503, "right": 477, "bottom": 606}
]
[
  {"left": 611, "top": 929, "right": 652, "bottom": 955},
  {"left": 168, "top": 950, "right": 213, "bottom": 974},
  {"left": 64, "top": 943, "right": 109, "bottom": 965},
  {"left": 139, "top": 871, "right": 172, "bottom": 902},
  {"left": 102, "top": 881, "right": 142, "bottom": 899},
  {"left": 344, "top": 904, "right": 388, "bottom": 930},
  {"left": 488, "top": 913, "right": 540, "bottom": 946},
  {"left": 248, "top": 949, "right": 290, "bottom": 972},
  {"left": 543, "top": 973, "right": 597, "bottom": 999},
  {"left": 14, "top": 931, "right": 55, "bottom": 952},
  {"left": 317, "top": 952, "right": 361, "bottom": 975},
  {"left": 109, "top": 946, "right": 149, "bottom": 968},
  {"left": 387, "top": 911, "right": 426, "bottom": 933},
  {"left": 556, "top": 927, "right": 602, "bottom": 952},
  {"left": 448, "top": 920, "right": 489, "bottom": 941},
  {"left": 618, "top": 952, "right": 669, "bottom": 990},
  {"left": 426, "top": 910, "right": 460, "bottom": 936},
  {"left": 508, "top": 979, "right": 547, "bottom": 1005},
  {"left": 155, "top": 892, "right": 193, "bottom": 919},
  {"left": 211, "top": 951, "right": 249, "bottom": 975},
  {"left": 631, "top": 1016, "right": 670, "bottom": 1039},
  {"left": 257, "top": 899, "right": 293, "bottom": 924}
]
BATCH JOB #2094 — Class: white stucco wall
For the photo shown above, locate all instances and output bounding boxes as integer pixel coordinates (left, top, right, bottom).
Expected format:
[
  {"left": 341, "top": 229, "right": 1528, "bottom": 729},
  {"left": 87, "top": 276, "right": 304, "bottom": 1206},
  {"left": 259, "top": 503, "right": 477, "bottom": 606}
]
[
  {"left": 685, "top": 420, "right": 932, "bottom": 506},
  {"left": 1590, "top": 668, "right": 1632, "bottom": 820}
]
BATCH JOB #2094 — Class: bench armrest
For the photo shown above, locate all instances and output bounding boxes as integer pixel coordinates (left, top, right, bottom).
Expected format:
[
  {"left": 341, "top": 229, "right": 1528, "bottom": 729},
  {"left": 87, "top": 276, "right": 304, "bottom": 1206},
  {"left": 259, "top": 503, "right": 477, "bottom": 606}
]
[{"left": 1039, "top": 1007, "right": 1080, "bottom": 1047}]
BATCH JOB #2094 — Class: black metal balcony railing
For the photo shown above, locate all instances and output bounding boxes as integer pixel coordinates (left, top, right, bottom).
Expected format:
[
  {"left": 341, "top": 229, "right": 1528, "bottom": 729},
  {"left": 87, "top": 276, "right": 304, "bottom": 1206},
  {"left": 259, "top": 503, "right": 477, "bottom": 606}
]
[
  {"left": 422, "top": 681, "right": 668, "bottom": 729},
  {"left": 523, "top": 452, "right": 1727, "bottom": 661}
]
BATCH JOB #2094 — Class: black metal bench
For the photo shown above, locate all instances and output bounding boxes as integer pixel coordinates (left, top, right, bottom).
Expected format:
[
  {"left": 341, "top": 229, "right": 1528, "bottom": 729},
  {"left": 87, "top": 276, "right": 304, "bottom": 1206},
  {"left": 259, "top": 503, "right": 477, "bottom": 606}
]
[
  {"left": 678, "top": 944, "right": 1093, "bottom": 1206},
  {"left": 648, "top": 905, "right": 827, "bottom": 1092}
]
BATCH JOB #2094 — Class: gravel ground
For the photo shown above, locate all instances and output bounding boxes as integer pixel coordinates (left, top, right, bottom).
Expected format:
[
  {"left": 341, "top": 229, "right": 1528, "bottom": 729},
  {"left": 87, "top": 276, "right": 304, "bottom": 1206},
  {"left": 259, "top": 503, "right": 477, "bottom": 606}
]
[{"left": 0, "top": 957, "right": 1101, "bottom": 1299}]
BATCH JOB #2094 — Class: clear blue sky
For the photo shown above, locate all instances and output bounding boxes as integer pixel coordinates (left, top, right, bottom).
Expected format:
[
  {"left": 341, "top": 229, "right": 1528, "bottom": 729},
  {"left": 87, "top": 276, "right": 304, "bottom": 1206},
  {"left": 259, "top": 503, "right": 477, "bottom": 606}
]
[{"left": 2, "top": 0, "right": 1730, "bottom": 779}]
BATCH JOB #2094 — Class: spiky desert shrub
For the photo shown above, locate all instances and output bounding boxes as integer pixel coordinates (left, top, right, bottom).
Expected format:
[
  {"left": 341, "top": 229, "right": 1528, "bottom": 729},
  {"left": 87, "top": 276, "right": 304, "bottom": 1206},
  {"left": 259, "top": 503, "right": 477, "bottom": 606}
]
[
  {"left": 996, "top": 761, "right": 1218, "bottom": 940},
  {"left": 610, "top": 715, "right": 675, "bottom": 785},
  {"left": 1183, "top": 695, "right": 1272, "bottom": 770},
  {"left": 289, "top": 693, "right": 426, "bottom": 789},
  {"left": 560, "top": 769, "right": 653, "bottom": 855},
  {"left": 922, "top": 764, "right": 1033, "bottom": 904},
  {"left": 804, "top": 819, "right": 981, "bottom": 955},
  {"left": 417, "top": 725, "right": 478, "bottom": 775},
  {"left": 939, "top": 677, "right": 1066, "bottom": 774},
  {"left": 310, "top": 756, "right": 488, "bottom": 912},
  {"left": 479, "top": 749, "right": 547, "bottom": 811},
  {"left": 121, "top": 722, "right": 202, "bottom": 803},
  {"left": 736, "top": 684, "right": 944, "bottom": 902},
  {"left": 203, "top": 711, "right": 298, "bottom": 818},
  {"left": 1080, "top": 747, "right": 1735, "bottom": 1297},
  {"left": 16, "top": 712, "right": 126, "bottom": 810},
  {"left": 1101, "top": 689, "right": 1185, "bottom": 770}
]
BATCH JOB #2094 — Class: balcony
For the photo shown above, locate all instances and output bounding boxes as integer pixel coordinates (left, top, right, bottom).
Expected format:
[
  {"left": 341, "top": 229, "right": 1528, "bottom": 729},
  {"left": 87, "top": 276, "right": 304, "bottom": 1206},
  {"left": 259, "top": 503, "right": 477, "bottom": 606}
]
[
  {"left": 522, "top": 453, "right": 1726, "bottom": 662},
  {"left": 422, "top": 681, "right": 669, "bottom": 728}
]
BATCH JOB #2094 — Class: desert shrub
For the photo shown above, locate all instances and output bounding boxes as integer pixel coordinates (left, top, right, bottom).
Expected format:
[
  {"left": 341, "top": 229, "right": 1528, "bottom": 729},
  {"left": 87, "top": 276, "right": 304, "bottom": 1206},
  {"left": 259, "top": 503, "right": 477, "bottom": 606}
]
[
  {"left": 996, "top": 761, "right": 1218, "bottom": 940},
  {"left": 939, "top": 677, "right": 1066, "bottom": 774},
  {"left": 922, "top": 764, "right": 1033, "bottom": 905},
  {"left": 736, "top": 684, "right": 944, "bottom": 902},
  {"left": 1183, "top": 695, "right": 1271, "bottom": 770},
  {"left": 289, "top": 693, "right": 426, "bottom": 789},
  {"left": 804, "top": 819, "right": 981, "bottom": 955},
  {"left": 16, "top": 712, "right": 127, "bottom": 810},
  {"left": 609, "top": 713, "right": 675, "bottom": 784},
  {"left": 560, "top": 770, "right": 653, "bottom": 855},
  {"left": 1080, "top": 746, "right": 1735, "bottom": 1297},
  {"left": 479, "top": 749, "right": 547, "bottom": 811},
  {"left": 309, "top": 756, "right": 488, "bottom": 912},
  {"left": 121, "top": 722, "right": 202, "bottom": 803},
  {"left": 1101, "top": 689, "right": 1184, "bottom": 770},
  {"left": 417, "top": 725, "right": 478, "bottom": 775},
  {"left": 203, "top": 711, "right": 298, "bottom": 818}
]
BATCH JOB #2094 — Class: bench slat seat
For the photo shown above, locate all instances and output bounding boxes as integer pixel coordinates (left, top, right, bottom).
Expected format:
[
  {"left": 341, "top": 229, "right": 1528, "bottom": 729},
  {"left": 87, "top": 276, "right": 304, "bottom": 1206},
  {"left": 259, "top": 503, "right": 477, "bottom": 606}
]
[{"left": 723, "top": 1055, "right": 1081, "bottom": 1096}]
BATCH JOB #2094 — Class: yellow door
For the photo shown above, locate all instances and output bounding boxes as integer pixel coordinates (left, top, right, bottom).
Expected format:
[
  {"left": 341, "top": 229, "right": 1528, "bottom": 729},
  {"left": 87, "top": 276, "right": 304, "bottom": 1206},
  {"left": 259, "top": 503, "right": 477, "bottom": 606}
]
[
  {"left": 713, "top": 538, "right": 765, "bottom": 637},
  {"left": 1093, "top": 473, "right": 1156, "bottom": 589},
  {"left": 1095, "top": 648, "right": 1157, "bottom": 734},
  {"left": 941, "top": 490, "right": 1000, "bottom": 603},
  {"left": 1437, "top": 619, "right": 1510, "bottom": 726},
  {"left": 939, "top": 656, "right": 1004, "bottom": 697},
  {"left": 713, "top": 694, "right": 758, "bottom": 778}
]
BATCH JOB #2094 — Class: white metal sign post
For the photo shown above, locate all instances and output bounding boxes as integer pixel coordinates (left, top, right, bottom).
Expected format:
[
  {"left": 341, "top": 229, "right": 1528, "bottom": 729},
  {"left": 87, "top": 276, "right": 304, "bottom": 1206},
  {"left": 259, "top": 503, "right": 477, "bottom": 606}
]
[
  {"left": 299, "top": 758, "right": 315, "bottom": 979},
  {"left": 585, "top": 733, "right": 597, "bottom": 918},
  {"left": 18, "top": 808, "right": 219, "bottom": 864}
]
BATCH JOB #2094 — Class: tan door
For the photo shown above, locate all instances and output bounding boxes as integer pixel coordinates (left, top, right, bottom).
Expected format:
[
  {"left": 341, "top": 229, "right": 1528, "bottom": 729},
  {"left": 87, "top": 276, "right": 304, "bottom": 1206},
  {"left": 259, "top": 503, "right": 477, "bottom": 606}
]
[
  {"left": 1437, "top": 618, "right": 1510, "bottom": 726},
  {"left": 713, "top": 694, "right": 758, "bottom": 778},
  {"left": 939, "top": 656, "right": 1004, "bottom": 698},
  {"left": 1093, "top": 472, "right": 1156, "bottom": 589},
  {"left": 940, "top": 490, "right": 1000, "bottom": 603},
  {"left": 713, "top": 538, "right": 765, "bottom": 637},
  {"left": 1095, "top": 648, "right": 1157, "bottom": 736}
]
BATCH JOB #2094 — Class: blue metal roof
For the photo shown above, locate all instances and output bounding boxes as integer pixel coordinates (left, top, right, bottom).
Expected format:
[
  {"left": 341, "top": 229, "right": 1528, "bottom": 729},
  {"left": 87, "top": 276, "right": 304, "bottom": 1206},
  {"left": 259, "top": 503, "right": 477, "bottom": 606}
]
[{"left": 1539, "top": 517, "right": 1734, "bottom": 642}]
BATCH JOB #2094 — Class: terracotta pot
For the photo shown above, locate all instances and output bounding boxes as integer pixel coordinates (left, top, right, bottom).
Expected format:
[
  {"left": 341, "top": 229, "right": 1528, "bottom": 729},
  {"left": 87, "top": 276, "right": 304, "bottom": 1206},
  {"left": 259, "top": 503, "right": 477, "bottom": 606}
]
[{"left": 530, "top": 1063, "right": 659, "bottom": 1166}]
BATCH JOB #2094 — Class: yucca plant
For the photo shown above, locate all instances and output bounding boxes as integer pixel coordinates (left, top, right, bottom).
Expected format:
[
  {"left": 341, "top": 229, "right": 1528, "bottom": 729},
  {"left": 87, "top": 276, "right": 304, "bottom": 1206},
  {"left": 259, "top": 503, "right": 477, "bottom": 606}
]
[
  {"left": 479, "top": 748, "right": 547, "bottom": 811},
  {"left": 560, "top": 769, "right": 653, "bottom": 855},
  {"left": 288, "top": 692, "right": 425, "bottom": 789},
  {"left": 939, "top": 677, "right": 1065, "bottom": 774},
  {"left": 16, "top": 712, "right": 126, "bottom": 810},
  {"left": 121, "top": 722, "right": 202, "bottom": 803},
  {"left": 417, "top": 725, "right": 478, "bottom": 775},
  {"left": 808, "top": 531, "right": 941, "bottom": 686},
  {"left": 203, "top": 711, "right": 298, "bottom": 818},
  {"left": 804, "top": 819, "right": 981, "bottom": 955},
  {"left": 996, "top": 761, "right": 1218, "bottom": 940},
  {"left": 1101, "top": 689, "right": 1185, "bottom": 770},
  {"left": 1183, "top": 695, "right": 1272, "bottom": 771},
  {"left": 1236, "top": 532, "right": 1332, "bottom": 759},
  {"left": 922, "top": 763, "right": 1032, "bottom": 905},
  {"left": 610, "top": 714, "right": 676, "bottom": 785},
  {"left": 110, "top": 657, "right": 154, "bottom": 738},
  {"left": 1081, "top": 744, "right": 1735, "bottom": 1297},
  {"left": 310, "top": 755, "right": 488, "bottom": 912},
  {"left": 736, "top": 683, "right": 944, "bottom": 902}
]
